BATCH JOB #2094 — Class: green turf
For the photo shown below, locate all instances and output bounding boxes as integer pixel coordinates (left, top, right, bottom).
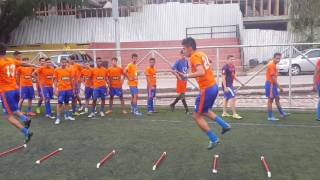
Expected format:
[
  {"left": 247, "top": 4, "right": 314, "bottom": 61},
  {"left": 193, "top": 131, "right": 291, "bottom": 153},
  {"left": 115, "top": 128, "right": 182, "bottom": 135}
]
[{"left": 0, "top": 108, "right": 320, "bottom": 180}]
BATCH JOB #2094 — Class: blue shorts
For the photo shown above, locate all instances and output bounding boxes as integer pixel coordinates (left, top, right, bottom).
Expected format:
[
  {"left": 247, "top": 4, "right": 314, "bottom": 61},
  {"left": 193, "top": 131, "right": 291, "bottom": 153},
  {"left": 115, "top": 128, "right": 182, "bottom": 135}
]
[
  {"left": 195, "top": 84, "right": 218, "bottom": 113},
  {"left": 148, "top": 87, "right": 156, "bottom": 98},
  {"left": 0, "top": 90, "right": 20, "bottom": 114},
  {"left": 110, "top": 87, "right": 123, "bottom": 97},
  {"left": 129, "top": 86, "right": 138, "bottom": 95},
  {"left": 93, "top": 86, "right": 107, "bottom": 100},
  {"left": 42, "top": 87, "right": 54, "bottom": 100},
  {"left": 84, "top": 87, "right": 93, "bottom": 99},
  {"left": 20, "top": 86, "right": 35, "bottom": 100},
  {"left": 223, "top": 86, "right": 235, "bottom": 100},
  {"left": 265, "top": 81, "right": 279, "bottom": 98},
  {"left": 58, "top": 90, "right": 72, "bottom": 104},
  {"left": 317, "top": 83, "right": 320, "bottom": 97}
]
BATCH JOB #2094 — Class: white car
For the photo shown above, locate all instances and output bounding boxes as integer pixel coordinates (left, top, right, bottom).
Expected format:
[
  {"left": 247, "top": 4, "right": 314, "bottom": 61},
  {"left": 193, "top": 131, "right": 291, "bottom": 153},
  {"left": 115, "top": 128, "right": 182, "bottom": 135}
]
[
  {"left": 50, "top": 53, "right": 92, "bottom": 67},
  {"left": 277, "top": 49, "right": 320, "bottom": 75}
]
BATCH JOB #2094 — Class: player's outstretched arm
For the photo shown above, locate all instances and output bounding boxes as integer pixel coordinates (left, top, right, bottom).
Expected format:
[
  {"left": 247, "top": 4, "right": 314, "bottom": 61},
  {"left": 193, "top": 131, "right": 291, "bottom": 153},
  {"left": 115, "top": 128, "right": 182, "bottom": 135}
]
[{"left": 182, "top": 64, "right": 204, "bottom": 79}]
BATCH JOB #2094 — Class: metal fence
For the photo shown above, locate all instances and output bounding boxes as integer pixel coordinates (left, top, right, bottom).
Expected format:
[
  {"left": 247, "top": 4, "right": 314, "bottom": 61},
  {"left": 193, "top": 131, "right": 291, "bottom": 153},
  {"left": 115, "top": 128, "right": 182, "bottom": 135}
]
[{"left": 8, "top": 42, "right": 320, "bottom": 109}]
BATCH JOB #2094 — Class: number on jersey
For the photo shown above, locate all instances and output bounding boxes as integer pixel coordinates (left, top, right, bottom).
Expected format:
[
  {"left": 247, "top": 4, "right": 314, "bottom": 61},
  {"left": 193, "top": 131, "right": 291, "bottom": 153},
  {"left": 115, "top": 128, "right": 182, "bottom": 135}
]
[
  {"left": 202, "top": 56, "right": 210, "bottom": 70},
  {"left": 6, "top": 65, "right": 15, "bottom": 77}
]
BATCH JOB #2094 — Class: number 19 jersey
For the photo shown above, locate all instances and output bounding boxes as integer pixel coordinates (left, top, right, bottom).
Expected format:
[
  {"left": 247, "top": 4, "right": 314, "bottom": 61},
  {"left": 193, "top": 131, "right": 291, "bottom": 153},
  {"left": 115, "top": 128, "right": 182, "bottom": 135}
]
[
  {"left": 189, "top": 51, "right": 216, "bottom": 89},
  {"left": 0, "top": 57, "right": 21, "bottom": 92}
]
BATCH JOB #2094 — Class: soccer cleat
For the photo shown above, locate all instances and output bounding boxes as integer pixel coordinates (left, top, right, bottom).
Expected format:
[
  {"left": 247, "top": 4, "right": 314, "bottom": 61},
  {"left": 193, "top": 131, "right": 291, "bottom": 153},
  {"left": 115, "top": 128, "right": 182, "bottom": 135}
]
[
  {"left": 232, "top": 114, "right": 243, "bottom": 119},
  {"left": 54, "top": 119, "right": 61, "bottom": 125},
  {"left": 25, "top": 132, "right": 33, "bottom": 144},
  {"left": 27, "top": 112, "right": 36, "bottom": 116},
  {"left": 221, "top": 126, "right": 231, "bottom": 135},
  {"left": 46, "top": 114, "right": 56, "bottom": 119},
  {"left": 78, "top": 106, "right": 84, "bottom": 112},
  {"left": 24, "top": 119, "right": 32, "bottom": 129},
  {"left": 88, "top": 113, "right": 95, "bottom": 118},
  {"left": 122, "top": 110, "right": 128, "bottom": 115},
  {"left": 134, "top": 111, "right": 143, "bottom": 116},
  {"left": 170, "top": 104, "right": 175, "bottom": 112},
  {"left": 66, "top": 116, "right": 75, "bottom": 121},
  {"left": 36, "top": 107, "right": 41, "bottom": 114},
  {"left": 280, "top": 112, "right": 290, "bottom": 118},
  {"left": 222, "top": 113, "right": 232, "bottom": 117},
  {"left": 73, "top": 112, "right": 80, "bottom": 116},
  {"left": 268, "top": 117, "right": 280, "bottom": 121},
  {"left": 105, "top": 110, "right": 113, "bottom": 115},
  {"left": 100, "top": 112, "right": 105, "bottom": 117},
  {"left": 207, "top": 139, "right": 220, "bottom": 150}
]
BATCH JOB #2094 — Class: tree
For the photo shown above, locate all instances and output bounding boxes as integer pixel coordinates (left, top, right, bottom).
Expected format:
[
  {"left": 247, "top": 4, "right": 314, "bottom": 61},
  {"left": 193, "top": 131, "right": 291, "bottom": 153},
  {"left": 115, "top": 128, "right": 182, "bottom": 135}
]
[
  {"left": 0, "top": 0, "right": 86, "bottom": 43},
  {"left": 289, "top": 0, "right": 320, "bottom": 42}
]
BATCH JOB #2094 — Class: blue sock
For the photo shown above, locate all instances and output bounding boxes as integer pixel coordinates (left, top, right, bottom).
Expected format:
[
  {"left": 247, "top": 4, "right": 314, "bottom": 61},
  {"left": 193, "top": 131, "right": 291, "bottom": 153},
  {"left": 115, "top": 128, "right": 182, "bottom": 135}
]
[
  {"left": 19, "top": 115, "right": 28, "bottom": 122},
  {"left": 72, "top": 105, "right": 76, "bottom": 113},
  {"left": 20, "top": 127, "right": 29, "bottom": 136},
  {"left": 207, "top": 130, "right": 218, "bottom": 142},
  {"left": 317, "top": 100, "right": 320, "bottom": 120},
  {"left": 100, "top": 106, "right": 104, "bottom": 112},
  {"left": 45, "top": 101, "right": 51, "bottom": 115},
  {"left": 26, "top": 106, "right": 31, "bottom": 113},
  {"left": 268, "top": 110, "right": 273, "bottom": 118},
  {"left": 277, "top": 106, "right": 284, "bottom": 116},
  {"left": 214, "top": 116, "right": 229, "bottom": 129}
]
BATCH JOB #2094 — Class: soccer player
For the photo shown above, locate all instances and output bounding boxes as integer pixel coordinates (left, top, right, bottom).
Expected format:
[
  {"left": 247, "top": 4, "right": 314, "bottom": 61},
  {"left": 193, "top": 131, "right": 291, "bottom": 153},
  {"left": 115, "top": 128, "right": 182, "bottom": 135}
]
[
  {"left": 170, "top": 50, "right": 189, "bottom": 114},
  {"left": 17, "top": 58, "right": 36, "bottom": 116},
  {"left": 0, "top": 43, "right": 33, "bottom": 143},
  {"left": 179, "top": 37, "right": 231, "bottom": 150},
  {"left": 33, "top": 58, "right": 56, "bottom": 119},
  {"left": 68, "top": 55, "right": 83, "bottom": 115},
  {"left": 313, "top": 58, "right": 320, "bottom": 121},
  {"left": 125, "top": 53, "right": 142, "bottom": 115},
  {"left": 106, "top": 57, "right": 127, "bottom": 115},
  {"left": 53, "top": 58, "right": 74, "bottom": 125},
  {"left": 80, "top": 62, "right": 93, "bottom": 114},
  {"left": 88, "top": 57, "right": 108, "bottom": 118},
  {"left": 35, "top": 57, "right": 46, "bottom": 114},
  {"left": 221, "top": 55, "right": 244, "bottom": 119},
  {"left": 145, "top": 57, "right": 157, "bottom": 114},
  {"left": 265, "top": 52, "right": 289, "bottom": 121},
  {"left": 13, "top": 51, "right": 22, "bottom": 61}
]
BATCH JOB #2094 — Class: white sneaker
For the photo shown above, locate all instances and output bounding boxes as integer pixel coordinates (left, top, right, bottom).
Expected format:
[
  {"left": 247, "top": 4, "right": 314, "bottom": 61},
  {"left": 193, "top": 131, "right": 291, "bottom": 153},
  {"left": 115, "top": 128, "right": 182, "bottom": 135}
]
[
  {"left": 100, "top": 112, "right": 105, "bottom": 117},
  {"left": 78, "top": 106, "right": 84, "bottom": 112},
  {"left": 54, "top": 119, "right": 61, "bottom": 125},
  {"left": 46, "top": 114, "right": 56, "bottom": 119},
  {"left": 66, "top": 116, "right": 75, "bottom": 121},
  {"left": 80, "top": 108, "right": 88, "bottom": 115},
  {"left": 88, "top": 113, "right": 95, "bottom": 118}
]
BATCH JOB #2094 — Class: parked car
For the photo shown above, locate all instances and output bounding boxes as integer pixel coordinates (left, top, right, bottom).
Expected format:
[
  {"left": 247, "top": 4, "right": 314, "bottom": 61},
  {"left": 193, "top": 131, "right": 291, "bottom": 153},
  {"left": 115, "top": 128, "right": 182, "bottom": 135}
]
[
  {"left": 50, "top": 53, "right": 93, "bottom": 67},
  {"left": 277, "top": 48, "right": 320, "bottom": 75}
]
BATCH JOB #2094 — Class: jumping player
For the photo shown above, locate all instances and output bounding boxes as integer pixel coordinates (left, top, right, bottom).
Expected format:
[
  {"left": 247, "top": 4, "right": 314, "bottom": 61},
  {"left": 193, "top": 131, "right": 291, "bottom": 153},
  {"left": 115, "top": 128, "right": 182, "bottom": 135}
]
[
  {"left": 106, "top": 57, "right": 127, "bottom": 115},
  {"left": 80, "top": 62, "right": 93, "bottom": 114},
  {"left": 35, "top": 58, "right": 46, "bottom": 114},
  {"left": 314, "top": 58, "right": 320, "bottom": 121},
  {"left": 125, "top": 53, "right": 142, "bottom": 115},
  {"left": 170, "top": 50, "right": 189, "bottom": 114},
  {"left": 265, "top": 52, "right": 289, "bottom": 121},
  {"left": 68, "top": 55, "right": 83, "bottom": 115},
  {"left": 221, "top": 55, "right": 244, "bottom": 119},
  {"left": 17, "top": 58, "right": 36, "bottom": 116},
  {"left": 145, "top": 57, "right": 157, "bottom": 114},
  {"left": 33, "top": 58, "right": 55, "bottom": 119},
  {"left": 179, "top": 38, "right": 231, "bottom": 149},
  {"left": 0, "top": 43, "right": 33, "bottom": 143},
  {"left": 53, "top": 58, "right": 74, "bottom": 125},
  {"left": 88, "top": 57, "right": 108, "bottom": 118}
]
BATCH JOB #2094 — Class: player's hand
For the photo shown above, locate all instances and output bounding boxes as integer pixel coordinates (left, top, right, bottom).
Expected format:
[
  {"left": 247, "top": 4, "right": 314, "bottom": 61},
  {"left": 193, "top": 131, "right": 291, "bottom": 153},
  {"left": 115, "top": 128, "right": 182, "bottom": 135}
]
[{"left": 224, "top": 89, "right": 229, "bottom": 93}]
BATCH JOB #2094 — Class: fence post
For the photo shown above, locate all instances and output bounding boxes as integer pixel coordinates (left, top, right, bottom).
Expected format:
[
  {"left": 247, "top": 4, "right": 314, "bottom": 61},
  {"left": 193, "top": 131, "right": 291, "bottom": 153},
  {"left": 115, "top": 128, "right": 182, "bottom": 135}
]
[
  {"left": 288, "top": 46, "right": 293, "bottom": 108},
  {"left": 93, "top": 50, "right": 97, "bottom": 67}
]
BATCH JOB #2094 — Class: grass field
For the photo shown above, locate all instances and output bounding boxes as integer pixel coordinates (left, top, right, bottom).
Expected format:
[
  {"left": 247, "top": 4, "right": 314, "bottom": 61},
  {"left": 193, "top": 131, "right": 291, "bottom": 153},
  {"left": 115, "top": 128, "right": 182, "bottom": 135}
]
[{"left": 1, "top": 107, "right": 320, "bottom": 180}]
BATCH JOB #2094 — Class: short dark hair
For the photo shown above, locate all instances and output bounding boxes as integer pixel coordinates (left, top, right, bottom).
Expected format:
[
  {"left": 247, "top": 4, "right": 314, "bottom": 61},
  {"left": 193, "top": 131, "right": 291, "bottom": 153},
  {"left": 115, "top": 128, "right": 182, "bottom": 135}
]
[
  {"left": 13, "top": 51, "right": 22, "bottom": 56},
  {"left": 132, "top": 53, "right": 138, "bottom": 58},
  {"left": 45, "top": 58, "right": 51, "bottom": 61},
  {"left": 111, "top": 57, "right": 118, "bottom": 61},
  {"left": 182, "top": 37, "right": 197, "bottom": 50},
  {"left": 0, "top": 42, "right": 7, "bottom": 56},
  {"left": 273, "top": 52, "right": 282, "bottom": 58},
  {"left": 39, "top": 57, "right": 45, "bottom": 62},
  {"left": 96, "top": 57, "right": 102, "bottom": 61},
  {"left": 180, "top": 50, "right": 184, "bottom": 54},
  {"left": 22, "top": 58, "right": 29, "bottom": 61},
  {"left": 69, "top": 55, "right": 76, "bottom": 60},
  {"left": 227, "top": 55, "right": 234, "bottom": 60},
  {"left": 149, "top": 57, "right": 155, "bottom": 61}
]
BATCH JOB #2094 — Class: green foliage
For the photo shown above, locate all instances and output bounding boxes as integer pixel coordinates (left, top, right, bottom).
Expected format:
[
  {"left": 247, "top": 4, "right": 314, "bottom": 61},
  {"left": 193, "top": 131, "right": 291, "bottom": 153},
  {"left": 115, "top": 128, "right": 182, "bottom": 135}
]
[{"left": 289, "top": 0, "right": 320, "bottom": 42}]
